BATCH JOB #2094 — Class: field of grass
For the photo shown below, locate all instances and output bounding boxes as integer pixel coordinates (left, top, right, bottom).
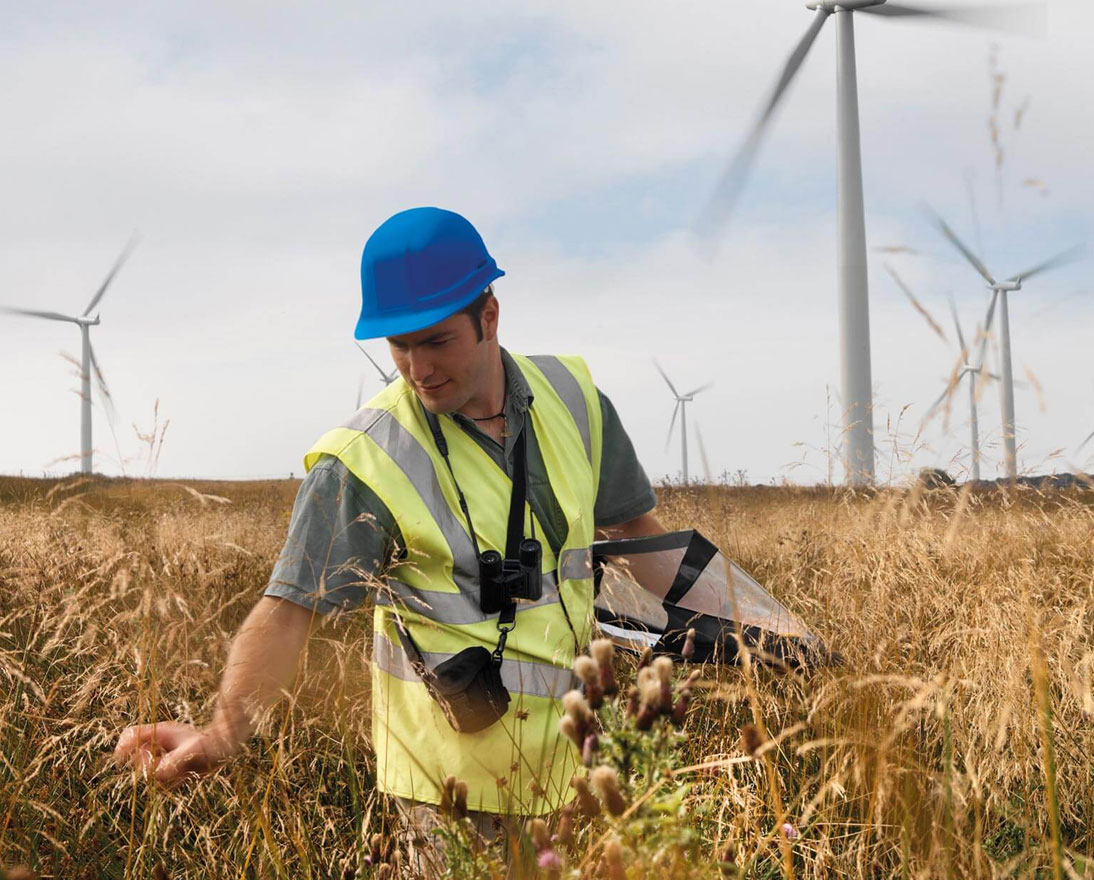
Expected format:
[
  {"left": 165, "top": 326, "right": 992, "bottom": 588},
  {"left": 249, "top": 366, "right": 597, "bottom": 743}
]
[{"left": 2, "top": 474, "right": 1093, "bottom": 878}]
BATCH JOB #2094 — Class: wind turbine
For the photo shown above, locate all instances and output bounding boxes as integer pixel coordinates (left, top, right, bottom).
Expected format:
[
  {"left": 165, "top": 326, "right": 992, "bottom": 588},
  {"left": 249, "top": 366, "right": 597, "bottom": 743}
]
[
  {"left": 1, "top": 238, "right": 138, "bottom": 475},
  {"left": 699, "top": 0, "right": 1044, "bottom": 486},
  {"left": 356, "top": 342, "right": 397, "bottom": 384},
  {"left": 886, "top": 265, "right": 995, "bottom": 482},
  {"left": 928, "top": 210, "right": 1084, "bottom": 480},
  {"left": 655, "top": 361, "right": 712, "bottom": 484},
  {"left": 354, "top": 342, "right": 397, "bottom": 408},
  {"left": 924, "top": 295, "right": 1001, "bottom": 483}
]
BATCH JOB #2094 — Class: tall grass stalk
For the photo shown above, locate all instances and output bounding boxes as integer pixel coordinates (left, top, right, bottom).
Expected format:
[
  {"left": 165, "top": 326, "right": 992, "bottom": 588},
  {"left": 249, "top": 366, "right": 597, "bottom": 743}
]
[{"left": 1030, "top": 633, "right": 1064, "bottom": 880}]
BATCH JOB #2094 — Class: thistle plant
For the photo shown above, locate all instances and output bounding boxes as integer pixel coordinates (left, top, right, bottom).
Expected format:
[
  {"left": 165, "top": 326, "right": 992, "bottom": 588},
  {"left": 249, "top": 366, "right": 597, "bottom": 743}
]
[{"left": 551, "top": 634, "right": 707, "bottom": 878}]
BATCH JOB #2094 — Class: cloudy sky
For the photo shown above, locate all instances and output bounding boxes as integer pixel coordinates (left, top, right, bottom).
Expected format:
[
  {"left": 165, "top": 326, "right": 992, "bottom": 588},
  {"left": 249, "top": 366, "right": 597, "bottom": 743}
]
[{"left": 1, "top": 0, "right": 1091, "bottom": 485}]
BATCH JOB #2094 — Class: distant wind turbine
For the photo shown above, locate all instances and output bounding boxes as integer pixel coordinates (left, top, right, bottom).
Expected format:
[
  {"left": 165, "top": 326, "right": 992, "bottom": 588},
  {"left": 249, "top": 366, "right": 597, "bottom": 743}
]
[
  {"left": 928, "top": 209, "right": 1084, "bottom": 480},
  {"left": 655, "top": 361, "right": 712, "bottom": 484},
  {"left": 923, "top": 294, "right": 1001, "bottom": 483},
  {"left": 699, "top": 0, "right": 1044, "bottom": 485},
  {"left": 1, "top": 237, "right": 139, "bottom": 474}
]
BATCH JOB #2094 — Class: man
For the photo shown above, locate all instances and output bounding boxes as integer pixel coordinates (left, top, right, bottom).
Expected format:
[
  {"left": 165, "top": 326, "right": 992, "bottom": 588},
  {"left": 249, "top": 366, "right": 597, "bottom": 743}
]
[{"left": 114, "top": 207, "right": 665, "bottom": 869}]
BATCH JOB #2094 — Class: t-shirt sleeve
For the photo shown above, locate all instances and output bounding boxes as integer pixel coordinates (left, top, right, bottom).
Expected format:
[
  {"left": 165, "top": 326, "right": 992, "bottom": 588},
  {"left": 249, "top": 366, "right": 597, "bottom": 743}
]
[
  {"left": 264, "top": 455, "right": 397, "bottom": 615},
  {"left": 594, "top": 388, "right": 658, "bottom": 527}
]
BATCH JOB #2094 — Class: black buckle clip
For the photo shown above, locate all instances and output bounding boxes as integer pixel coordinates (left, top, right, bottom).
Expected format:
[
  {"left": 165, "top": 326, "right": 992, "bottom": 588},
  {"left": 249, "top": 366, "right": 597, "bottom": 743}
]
[{"left": 493, "top": 605, "right": 516, "bottom": 666}]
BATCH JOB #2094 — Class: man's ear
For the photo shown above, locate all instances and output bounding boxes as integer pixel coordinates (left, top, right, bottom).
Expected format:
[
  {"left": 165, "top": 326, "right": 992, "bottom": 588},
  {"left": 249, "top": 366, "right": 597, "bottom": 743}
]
[{"left": 480, "top": 294, "right": 500, "bottom": 342}]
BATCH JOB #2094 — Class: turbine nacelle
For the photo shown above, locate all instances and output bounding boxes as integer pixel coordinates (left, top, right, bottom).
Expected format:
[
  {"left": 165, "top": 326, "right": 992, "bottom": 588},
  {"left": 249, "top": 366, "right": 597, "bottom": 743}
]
[
  {"left": 991, "top": 280, "right": 1022, "bottom": 293},
  {"left": 806, "top": 0, "right": 886, "bottom": 11}
]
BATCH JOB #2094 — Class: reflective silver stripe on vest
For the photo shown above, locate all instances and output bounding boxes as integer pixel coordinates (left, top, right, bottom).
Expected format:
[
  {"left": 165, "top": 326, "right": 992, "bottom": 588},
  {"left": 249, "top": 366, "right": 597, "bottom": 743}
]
[
  {"left": 344, "top": 407, "right": 479, "bottom": 586},
  {"left": 527, "top": 355, "right": 591, "bottom": 463},
  {"left": 373, "top": 633, "right": 578, "bottom": 700},
  {"left": 376, "top": 572, "right": 562, "bottom": 626},
  {"left": 559, "top": 547, "right": 593, "bottom": 581}
]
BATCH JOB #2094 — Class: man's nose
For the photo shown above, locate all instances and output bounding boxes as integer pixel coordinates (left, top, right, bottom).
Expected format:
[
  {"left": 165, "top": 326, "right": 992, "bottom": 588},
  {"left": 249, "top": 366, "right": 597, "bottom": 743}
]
[{"left": 406, "top": 349, "right": 434, "bottom": 384}]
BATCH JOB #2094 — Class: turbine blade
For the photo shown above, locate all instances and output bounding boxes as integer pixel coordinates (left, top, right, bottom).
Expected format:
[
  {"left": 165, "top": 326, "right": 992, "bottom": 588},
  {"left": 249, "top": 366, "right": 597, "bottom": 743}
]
[
  {"left": 1079, "top": 429, "right": 1094, "bottom": 452},
  {"left": 684, "top": 382, "right": 714, "bottom": 398},
  {"left": 859, "top": 2, "right": 1046, "bottom": 34},
  {"left": 977, "top": 289, "right": 1000, "bottom": 365},
  {"left": 665, "top": 401, "right": 681, "bottom": 454},
  {"left": 83, "top": 234, "right": 140, "bottom": 317},
  {"left": 653, "top": 359, "right": 681, "bottom": 398},
  {"left": 925, "top": 384, "right": 954, "bottom": 420},
  {"left": 885, "top": 264, "right": 947, "bottom": 342},
  {"left": 356, "top": 341, "right": 394, "bottom": 383},
  {"left": 1006, "top": 244, "right": 1086, "bottom": 283},
  {"left": 949, "top": 291, "right": 967, "bottom": 356},
  {"left": 356, "top": 375, "right": 364, "bottom": 410},
  {"left": 696, "top": 7, "right": 829, "bottom": 235},
  {"left": 983, "top": 292, "right": 1000, "bottom": 333},
  {"left": 1, "top": 305, "right": 79, "bottom": 323},
  {"left": 925, "top": 207, "right": 996, "bottom": 285},
  {"left": 87, "top": 338, "right": 118, "bottom": 425}
]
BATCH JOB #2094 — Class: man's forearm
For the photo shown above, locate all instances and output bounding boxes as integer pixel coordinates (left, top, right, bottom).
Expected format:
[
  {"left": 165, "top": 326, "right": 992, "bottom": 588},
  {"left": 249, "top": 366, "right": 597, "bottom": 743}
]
[
  {"left": 596, "top": 511, "right": 666, "bottom": 542},
  {"left": 596, "top": 511, "right": 678, "bottom": 599},
  {"left": 209, "top": 595, "right": 318, "bottom": 743}
]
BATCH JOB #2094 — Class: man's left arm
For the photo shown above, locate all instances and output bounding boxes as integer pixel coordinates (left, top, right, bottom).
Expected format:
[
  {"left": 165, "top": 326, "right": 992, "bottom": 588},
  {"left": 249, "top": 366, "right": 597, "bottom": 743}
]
[
  {"left": 592, "top": 388, "right": 670, "bottom": 541},
  {"left": 595, "top": 511, "right": 666, "bottom": 542}
]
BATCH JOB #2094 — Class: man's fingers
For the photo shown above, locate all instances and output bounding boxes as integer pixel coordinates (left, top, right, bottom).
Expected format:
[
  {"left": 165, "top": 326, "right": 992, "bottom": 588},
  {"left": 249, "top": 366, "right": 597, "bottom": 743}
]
[
  {"left": 113, "top": 721, "right": 195, "bottom": 766},
  {"left": 153, "top": 738, "right": 217, "bottom": 789}
]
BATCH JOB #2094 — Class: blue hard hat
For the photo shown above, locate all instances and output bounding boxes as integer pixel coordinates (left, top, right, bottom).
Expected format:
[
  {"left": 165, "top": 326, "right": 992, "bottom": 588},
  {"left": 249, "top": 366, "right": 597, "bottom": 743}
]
[{"left": 354, "top": 207, "right": 505, "bottom": 340}]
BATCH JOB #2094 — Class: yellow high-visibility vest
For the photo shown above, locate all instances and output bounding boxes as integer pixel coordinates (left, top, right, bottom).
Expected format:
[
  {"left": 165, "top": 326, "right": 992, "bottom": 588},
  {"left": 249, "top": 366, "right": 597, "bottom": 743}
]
[{"left": 304, "top": 354, "right": 603, "bottom": 814}]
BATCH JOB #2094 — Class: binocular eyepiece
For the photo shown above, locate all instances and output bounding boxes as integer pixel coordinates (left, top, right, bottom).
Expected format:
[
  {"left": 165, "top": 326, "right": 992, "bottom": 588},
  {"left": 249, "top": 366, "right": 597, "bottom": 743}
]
[{"left": 479, "top": 540, "right": 543, "bottom": 614}]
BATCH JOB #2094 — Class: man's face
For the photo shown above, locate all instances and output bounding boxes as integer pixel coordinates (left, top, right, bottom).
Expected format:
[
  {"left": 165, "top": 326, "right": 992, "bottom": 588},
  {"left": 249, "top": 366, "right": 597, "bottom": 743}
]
[{"left": 386, "top": 298, "right": 499, "bottom": 414}]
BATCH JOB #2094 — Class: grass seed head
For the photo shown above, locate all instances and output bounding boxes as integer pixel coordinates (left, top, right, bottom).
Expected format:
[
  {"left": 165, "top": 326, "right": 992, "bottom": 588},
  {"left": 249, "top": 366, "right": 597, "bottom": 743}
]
[
  {"left": 739, "top": 723, "right": 765, "bottom": 758},
  {"left": 590, "top": 637, "right": 619, "bottom": 695},
  {"left": 574, "top": 655, "right": 604, "bottom": 708},
  {"left": 559, "top": 714, "right": 581, "bottom": 747},
  {"left": 556, "top": 803, "right": 574, "bottom": 847},
  {"left": 682, "top": 627, "right": 697, "bottom": 661},
  {"left": 570, "top": 774, "right": 601, "bottom": 818},
  {"left": 527, "top": 817, "right": 550, "bottom": 850},
  {"left": 591, "top": 765, "right": 627, "bottom": 816},
  {"left": 604, "top": 837, "right": 626, "bottom": 880},
  {"left": 573, "top": 655, "right": 598, "bottom": 688}
]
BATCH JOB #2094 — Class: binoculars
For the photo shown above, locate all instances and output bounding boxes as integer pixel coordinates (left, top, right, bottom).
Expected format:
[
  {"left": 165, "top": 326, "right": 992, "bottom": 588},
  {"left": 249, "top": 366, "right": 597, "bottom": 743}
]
[{"left": 478, "top": 539, "right": 543, "bottom": 614}]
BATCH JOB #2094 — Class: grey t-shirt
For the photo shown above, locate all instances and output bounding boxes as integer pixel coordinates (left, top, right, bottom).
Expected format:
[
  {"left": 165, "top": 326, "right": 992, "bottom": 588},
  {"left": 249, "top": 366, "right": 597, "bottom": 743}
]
[{"left": 265, "top": 351, "right": 656, "bottom": 615}]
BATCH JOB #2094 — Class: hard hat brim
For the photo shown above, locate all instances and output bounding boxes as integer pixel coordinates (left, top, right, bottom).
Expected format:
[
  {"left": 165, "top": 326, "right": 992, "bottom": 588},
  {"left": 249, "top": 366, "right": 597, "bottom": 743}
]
[{"left": 353, "top": 265, "right": 504, "bottom": 341}]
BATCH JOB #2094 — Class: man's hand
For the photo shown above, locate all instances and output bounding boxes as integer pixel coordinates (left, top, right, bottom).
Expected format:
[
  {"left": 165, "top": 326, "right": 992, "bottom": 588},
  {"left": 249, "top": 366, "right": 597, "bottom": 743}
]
[
  {"left": 113, "top": 721, "right": 242, "bottom": 789},
  {"left": 112, "top": 596, "right": 317, "bottom": 790}
]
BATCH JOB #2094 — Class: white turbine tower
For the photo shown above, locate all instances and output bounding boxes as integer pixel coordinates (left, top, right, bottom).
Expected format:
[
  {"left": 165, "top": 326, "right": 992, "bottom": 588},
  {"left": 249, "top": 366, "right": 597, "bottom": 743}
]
[
  {"left": 655, "top": 361, "right": 712, "bottom": 484},
  {"left": 1, "top": 239, "right": 138, "bottom": 475},
  {"left": 928, "top": 211, "right": 1083, "bottom": 480},
  {"left": 700, "top": 0, "right": 1043, "bottom": 485}
]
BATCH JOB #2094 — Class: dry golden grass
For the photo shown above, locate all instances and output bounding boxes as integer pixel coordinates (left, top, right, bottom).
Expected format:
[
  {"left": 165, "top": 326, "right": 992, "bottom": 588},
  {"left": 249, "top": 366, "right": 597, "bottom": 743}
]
[{"left": 1, "top": 475, "right": 1093, "bottom": 878}]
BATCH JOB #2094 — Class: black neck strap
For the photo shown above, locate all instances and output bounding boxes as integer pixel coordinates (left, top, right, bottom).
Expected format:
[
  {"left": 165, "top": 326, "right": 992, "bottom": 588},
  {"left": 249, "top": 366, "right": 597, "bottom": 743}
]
[
  {"left": 505, "top": 427, "right": 529, "bottom": 561},
  {"left": 425, "top": 406, "right": 532, "bottom": 560}
]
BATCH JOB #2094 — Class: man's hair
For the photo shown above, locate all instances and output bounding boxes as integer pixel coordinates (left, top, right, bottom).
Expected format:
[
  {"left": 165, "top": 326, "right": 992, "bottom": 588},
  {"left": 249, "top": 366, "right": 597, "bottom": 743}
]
[{"left": 459, "top": 285, "right": 495, "bottom": 342}]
